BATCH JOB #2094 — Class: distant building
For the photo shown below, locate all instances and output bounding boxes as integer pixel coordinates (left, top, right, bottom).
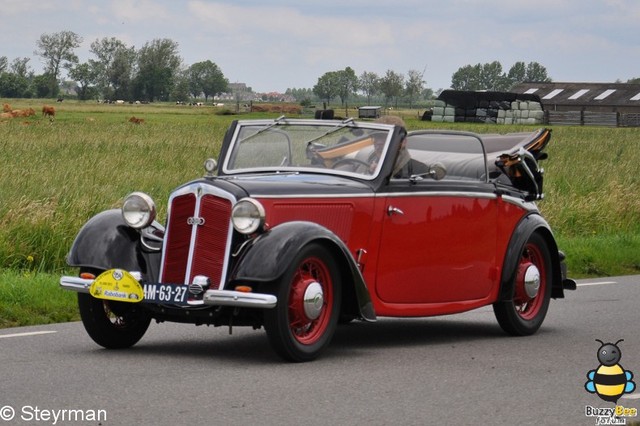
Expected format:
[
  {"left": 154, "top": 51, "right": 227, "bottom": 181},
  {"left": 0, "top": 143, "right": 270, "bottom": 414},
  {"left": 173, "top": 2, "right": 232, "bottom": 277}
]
[{"left": 511, "top": 82, "right": 640, "bottom": 126}]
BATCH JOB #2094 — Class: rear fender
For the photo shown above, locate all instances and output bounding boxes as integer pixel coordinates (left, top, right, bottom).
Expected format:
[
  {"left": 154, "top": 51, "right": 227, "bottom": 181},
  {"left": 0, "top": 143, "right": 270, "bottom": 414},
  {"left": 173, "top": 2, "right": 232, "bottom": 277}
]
[
  {"left": 66, "top": 209, "right": 147, "bottom": 274},
  {"left": 233, "top": 221, "right": 376, "bottom": 321},
  {"left": 498, "top": 213, "right": 564, "bottom": 301}
]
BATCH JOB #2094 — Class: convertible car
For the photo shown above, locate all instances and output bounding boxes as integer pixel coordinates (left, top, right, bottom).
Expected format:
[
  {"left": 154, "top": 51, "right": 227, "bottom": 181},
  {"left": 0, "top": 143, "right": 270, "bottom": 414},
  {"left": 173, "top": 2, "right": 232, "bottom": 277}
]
[{"left": 60, "top": 116, "right": 576, "bottom": 362}]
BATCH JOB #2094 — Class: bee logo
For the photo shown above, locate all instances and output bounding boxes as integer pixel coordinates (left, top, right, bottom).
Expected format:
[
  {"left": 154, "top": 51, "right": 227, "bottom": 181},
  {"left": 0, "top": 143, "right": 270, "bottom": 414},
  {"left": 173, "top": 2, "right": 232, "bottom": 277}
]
[{"left": 585, "top": 339, "right": 636, "bottom": 403}]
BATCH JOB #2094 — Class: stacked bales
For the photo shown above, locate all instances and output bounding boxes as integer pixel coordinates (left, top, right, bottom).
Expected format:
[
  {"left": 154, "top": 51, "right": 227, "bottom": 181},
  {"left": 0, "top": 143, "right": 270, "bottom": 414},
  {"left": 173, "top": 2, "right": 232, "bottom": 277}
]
[{"left": 429, "top": 90, "right": 544, "bottom": 125}]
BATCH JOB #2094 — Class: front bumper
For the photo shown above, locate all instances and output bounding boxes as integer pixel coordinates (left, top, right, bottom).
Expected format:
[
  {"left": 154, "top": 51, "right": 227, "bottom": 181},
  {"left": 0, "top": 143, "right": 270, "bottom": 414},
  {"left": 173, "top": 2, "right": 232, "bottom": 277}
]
[{"left": 59, "top": 275, "right": 277, "bottom": 309}]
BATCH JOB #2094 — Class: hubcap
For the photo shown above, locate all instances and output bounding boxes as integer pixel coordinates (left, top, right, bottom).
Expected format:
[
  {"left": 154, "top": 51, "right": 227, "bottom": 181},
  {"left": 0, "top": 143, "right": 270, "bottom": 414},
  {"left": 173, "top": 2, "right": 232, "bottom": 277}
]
[
  {"left": 523, "top": 265, "right": 541, "bottom": 298},
  {"left": 303, "top": 282, "right": 324, "bottom": 320}
]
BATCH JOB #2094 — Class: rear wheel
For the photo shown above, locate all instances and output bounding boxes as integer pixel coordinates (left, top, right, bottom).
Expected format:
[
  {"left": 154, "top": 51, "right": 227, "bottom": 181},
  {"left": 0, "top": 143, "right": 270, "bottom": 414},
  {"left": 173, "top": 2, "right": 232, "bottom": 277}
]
[
  {"left": 264, "top": 243, "right": 341, "bottom": 362},
  {"left": 78, "top": 268, "right": 151, "bottom": 349},
  {"left": 493, "top": 233, "right": 552, "bottom": 336}
]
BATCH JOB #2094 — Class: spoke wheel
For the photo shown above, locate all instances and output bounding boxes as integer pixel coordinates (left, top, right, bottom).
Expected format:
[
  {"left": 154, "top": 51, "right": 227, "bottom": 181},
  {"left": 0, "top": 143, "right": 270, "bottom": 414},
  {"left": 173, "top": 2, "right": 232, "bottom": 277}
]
[
  {"left": 493, "top": 233, "right": 552, "bottom": 336},
  {"left": 78, "top": 268, "right": 151, "bottom": 349},
  {"left": 264, "top": 243, "right": 341, "bottom": 362}
]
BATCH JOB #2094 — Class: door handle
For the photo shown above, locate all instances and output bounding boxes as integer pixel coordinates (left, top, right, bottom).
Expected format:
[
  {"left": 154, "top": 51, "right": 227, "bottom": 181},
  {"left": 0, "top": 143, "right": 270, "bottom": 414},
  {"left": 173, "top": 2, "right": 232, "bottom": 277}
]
[{"left": 387, "top": 206, "right": 404, "bottom": 216}]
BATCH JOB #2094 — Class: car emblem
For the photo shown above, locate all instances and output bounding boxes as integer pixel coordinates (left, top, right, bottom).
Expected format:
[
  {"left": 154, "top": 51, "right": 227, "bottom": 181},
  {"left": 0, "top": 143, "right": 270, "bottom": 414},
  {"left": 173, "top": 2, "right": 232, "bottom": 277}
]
[{"left": 187, "top": 216, "right": 205, "bottom": 226}]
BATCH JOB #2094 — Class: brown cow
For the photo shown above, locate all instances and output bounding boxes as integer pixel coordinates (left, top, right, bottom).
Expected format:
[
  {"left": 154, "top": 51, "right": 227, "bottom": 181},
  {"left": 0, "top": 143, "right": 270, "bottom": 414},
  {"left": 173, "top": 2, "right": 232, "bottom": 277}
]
[
  {"left": 128, "top": 116, "right": 144, "bottom": 124},
  {"left": 42, "top": 105, "right": 55, "bottom": 120},
  {"left": 12, "top": 108, "right": 36, "bottom": 118}
]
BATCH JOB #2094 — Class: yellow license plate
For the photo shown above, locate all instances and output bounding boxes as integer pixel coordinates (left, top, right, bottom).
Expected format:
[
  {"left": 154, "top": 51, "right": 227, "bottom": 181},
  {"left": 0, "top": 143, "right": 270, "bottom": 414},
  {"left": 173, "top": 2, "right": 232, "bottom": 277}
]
[{"left": 89, "top": 269, "right": 144, "bottom": 303}]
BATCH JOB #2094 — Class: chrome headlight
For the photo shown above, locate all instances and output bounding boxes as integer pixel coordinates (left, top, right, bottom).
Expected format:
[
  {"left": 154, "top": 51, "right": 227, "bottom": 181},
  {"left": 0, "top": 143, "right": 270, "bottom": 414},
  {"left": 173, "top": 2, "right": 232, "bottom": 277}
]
[
  {"left": 231, "top": 198, "right": 265, "bottom": 234},
  {"left": 122, "top": 192, "right": 156, "bottom": 229}
]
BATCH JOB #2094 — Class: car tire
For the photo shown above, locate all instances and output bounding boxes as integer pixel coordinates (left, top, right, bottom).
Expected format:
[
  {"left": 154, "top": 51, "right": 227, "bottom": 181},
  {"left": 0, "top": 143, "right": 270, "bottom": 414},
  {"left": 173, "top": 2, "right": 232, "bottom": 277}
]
[
  {"left": 264, "top": 243, "right": 341, "bottom": 362},
  {"left": 77, "top": 268, "right": 151, "bottom": 349},
  {"left": 493, "top": 232, "right": 552, "bottom": 336}
]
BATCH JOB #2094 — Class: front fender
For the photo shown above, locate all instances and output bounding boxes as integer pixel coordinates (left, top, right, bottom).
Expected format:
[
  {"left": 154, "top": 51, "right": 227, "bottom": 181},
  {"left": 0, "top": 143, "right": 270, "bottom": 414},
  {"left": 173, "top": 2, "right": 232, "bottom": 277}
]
[
  {"left": 233, "top": 221, "right": 376, "bottom": 321},
  {"left": 498, "top": 213, "right": 564, "bottom": 301},
  {"left": 66, "top": 209, "right": 146, "bottom": 274}
]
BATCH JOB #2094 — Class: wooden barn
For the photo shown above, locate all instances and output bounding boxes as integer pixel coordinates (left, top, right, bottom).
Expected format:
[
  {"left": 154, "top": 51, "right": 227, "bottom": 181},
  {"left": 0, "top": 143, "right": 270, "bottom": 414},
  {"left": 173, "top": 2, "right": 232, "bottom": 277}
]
[{"left": 511, "top": 82, "right": 640, "bottom": 127}]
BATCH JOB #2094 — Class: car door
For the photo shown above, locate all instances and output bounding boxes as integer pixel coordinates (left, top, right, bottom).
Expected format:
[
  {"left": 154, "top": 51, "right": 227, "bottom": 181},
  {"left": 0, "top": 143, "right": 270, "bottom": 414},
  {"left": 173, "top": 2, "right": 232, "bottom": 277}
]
[{"left": 374, "top": 132, "right": 499, "bottom": 306}]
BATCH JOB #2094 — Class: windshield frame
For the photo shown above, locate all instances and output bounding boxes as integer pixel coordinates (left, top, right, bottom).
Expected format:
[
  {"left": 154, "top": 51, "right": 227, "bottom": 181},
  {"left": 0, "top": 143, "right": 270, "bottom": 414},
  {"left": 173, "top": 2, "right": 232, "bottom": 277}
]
[{"left": 220, "top": 118, "right": 397, "bottom": 181}]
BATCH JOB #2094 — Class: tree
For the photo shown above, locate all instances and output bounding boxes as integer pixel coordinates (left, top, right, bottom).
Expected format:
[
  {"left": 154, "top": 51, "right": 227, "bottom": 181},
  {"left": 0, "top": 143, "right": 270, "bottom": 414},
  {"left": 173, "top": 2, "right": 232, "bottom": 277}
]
[
  {"left": 34, "top": 30, "right": 82, "bottom": 97},
  {"left": 89, "top": 37, "right": 135, "bottom": 100},
  {"left": 134, "top": 38, "right": 182, "bottom": 101},
  {"left": 188, "top": 60, "right": 228, "bottom": 101},
  {"left": 0, "top": 56, "right": 7, "bottom": 73},
  {"left": 0, "top": 72, "right": 30, "bottom": 98},
  {"left": 405, "top": 69, "right": 426, "bottom": 109},
  {"left": 379, "top": 70, "right": 404, "bottom": 108},
  {"left": 313, "top": 71, "right": 339, "bottom": 104},
  {"left": 451, "top": 64, "right": 481, "bottom": 90},
  {"left": 525, "top": 62, "right": 552, "bottom": 83},
  {"left": 451, "top": 61, "right": 513, "bottom": 91},
  {"left": 10, "top": 57, "right": 31, "bottom": 78},
  {"left": 32, "top": 74, "right": 53, "bottom": 98},
  {"left": 335, "top": 67, "right": 358, "bottom": 107},
  {"left": 507, "top": 61, "right": 527, "bottom": 85},
  {"left": 479, "top": 61, "right": 507, "bottom": 91},
  {"left": 68, "top": 62, "right": 97, "bottom": 100},
  {"left": 171, "top": 69, "right": 190, "bottom": 102},
  {"left": 359, "top": 71, "right": 380, "bottom": 105},
  {"left": 109, "top": 47, "right": 137, "bottom": 100}
]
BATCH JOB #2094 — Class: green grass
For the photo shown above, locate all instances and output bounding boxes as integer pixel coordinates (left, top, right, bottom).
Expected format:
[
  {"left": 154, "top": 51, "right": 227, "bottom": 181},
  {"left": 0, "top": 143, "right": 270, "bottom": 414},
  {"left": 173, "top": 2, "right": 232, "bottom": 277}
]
[
  {"left": 0, "top": 269, "right": 79, "bottom": 328},
  {"left": 1, "top": 100, "right": 639, "bottom": 327}
]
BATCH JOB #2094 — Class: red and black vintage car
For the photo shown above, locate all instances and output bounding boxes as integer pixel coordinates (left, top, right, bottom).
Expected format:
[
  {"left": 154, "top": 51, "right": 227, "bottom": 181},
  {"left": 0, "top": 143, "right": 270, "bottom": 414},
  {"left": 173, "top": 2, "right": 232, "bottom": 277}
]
[{"left": 60, "top": 117, "right": 576, "bottom": 361}]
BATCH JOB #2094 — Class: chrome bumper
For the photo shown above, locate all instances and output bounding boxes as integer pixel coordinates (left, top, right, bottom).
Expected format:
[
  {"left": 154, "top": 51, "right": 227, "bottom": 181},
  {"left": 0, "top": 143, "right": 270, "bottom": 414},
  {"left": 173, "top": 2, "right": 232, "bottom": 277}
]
[{"left": 59, "top": 276, "right": 277, "bottom": 309}]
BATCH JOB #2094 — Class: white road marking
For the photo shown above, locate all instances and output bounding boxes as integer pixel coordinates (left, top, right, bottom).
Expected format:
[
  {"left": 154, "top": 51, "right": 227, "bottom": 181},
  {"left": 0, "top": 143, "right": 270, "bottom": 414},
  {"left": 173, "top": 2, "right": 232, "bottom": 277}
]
[
  {"left": 0, "top": 330, "right": 57, "bottom": 339},
  {"left": 577, "top": 281, "right": 618, "bottom": 287}
]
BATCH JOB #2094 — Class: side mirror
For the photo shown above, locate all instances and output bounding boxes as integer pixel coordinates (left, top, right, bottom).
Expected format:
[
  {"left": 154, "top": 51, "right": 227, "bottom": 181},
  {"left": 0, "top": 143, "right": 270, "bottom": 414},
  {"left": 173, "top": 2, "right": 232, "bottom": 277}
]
[{"left": 429, "top": 162, "right": 447, "bottom": 181}]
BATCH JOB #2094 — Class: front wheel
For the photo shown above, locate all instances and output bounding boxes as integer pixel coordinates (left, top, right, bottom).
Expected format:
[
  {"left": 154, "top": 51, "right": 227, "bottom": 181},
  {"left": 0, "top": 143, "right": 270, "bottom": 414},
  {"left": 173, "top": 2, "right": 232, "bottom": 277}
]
[
  {"left": 264, "top": 243, "right": 341, "bottom": 362},
  {"left": 78, "top": 269, "right": 151, "bottom": 349},
  {"left": 493, "top": 232, "right": 552, "bottom": 336}
]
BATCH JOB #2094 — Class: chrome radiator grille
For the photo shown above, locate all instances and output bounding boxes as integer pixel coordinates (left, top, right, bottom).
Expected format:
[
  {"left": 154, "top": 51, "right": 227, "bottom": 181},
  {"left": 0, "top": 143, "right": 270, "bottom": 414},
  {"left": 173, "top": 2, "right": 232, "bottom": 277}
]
[{"left": 160, "top": 185, "right": 234, "bottom": 289}]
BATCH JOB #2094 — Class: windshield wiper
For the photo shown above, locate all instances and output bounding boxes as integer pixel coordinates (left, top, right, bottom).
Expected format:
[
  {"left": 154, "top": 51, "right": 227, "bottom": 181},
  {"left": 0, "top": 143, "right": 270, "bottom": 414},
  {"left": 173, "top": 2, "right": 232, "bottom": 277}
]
[
  {"left": 236, "top": 115, "right": 286, "bottom": 145},
  {"left": 303, "top": 117, "right": 355, "bottom": 146}
]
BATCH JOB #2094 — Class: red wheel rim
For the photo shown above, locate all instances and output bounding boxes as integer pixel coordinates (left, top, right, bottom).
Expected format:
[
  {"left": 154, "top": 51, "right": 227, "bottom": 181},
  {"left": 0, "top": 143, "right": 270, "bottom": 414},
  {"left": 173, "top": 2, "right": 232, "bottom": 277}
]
[
  {"left": 288, "top": 256, "right": 333, "bottom": 345},
  {"left": 513, "top": 243, "right": 546, "bottom": 320}
]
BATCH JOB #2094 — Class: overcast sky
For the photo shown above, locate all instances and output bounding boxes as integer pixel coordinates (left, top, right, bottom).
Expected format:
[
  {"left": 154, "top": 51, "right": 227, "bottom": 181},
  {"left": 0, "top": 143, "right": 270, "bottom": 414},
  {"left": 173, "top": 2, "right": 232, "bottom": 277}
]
[{"left": 2, "top": 0, "right": 639, "bottom": 93}]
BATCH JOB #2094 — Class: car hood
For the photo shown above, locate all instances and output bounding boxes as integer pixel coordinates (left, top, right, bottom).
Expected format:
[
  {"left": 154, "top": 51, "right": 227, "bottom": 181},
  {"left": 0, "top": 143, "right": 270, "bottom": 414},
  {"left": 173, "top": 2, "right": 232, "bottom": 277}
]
[{"left": 216, "top": 172, "right": 375, "bottom": 198}]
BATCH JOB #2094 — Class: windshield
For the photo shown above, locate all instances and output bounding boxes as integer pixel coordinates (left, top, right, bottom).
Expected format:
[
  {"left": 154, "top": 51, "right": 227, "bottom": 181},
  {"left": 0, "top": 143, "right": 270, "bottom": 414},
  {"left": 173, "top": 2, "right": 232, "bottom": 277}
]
[{"left": 222, "top": 120, "right": 394, "bottom": 179}]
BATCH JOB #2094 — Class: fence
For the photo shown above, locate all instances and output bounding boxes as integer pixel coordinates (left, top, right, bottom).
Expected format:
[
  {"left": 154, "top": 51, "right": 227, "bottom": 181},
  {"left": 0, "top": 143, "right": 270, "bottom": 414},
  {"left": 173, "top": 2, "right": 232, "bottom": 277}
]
[{"left": 545, "top": 110, "right": 640, "bottom": 127}]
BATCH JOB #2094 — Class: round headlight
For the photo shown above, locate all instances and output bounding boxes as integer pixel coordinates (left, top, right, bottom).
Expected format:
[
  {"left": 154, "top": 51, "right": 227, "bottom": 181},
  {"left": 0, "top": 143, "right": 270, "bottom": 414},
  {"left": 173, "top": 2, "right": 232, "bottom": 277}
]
[
  {"left": 122, "top": 192, "right": 156, "bottom": 229},
  {"left": 231, "top": 198, "right": 265, "bottom": 234}
]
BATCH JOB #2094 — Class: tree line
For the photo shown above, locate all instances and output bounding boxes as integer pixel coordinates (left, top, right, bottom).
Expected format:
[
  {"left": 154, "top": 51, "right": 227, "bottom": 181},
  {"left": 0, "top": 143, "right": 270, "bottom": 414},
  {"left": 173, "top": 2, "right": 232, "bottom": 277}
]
[
  {"left": 300, "top": 60, "right": 556, "bottom": 109},
  {"left": 0, "top": 30, "right": 228, "bottom": 102},
  {"left": 3, "top": 30, "right": 638, "bottom": 105}
]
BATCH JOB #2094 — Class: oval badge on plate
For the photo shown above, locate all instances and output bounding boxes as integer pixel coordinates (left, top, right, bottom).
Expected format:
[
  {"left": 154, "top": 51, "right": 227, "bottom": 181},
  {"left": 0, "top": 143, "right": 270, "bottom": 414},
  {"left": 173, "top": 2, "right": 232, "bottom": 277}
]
[{"left": 89, "top": 269, "right": 144, "bottom": 303}]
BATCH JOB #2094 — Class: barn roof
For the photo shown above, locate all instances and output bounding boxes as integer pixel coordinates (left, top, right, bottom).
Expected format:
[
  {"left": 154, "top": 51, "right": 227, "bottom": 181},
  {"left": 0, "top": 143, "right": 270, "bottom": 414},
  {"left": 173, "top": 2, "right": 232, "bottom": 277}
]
[{"left": 511, "top": 82, "right": 640, "bottom": 107}]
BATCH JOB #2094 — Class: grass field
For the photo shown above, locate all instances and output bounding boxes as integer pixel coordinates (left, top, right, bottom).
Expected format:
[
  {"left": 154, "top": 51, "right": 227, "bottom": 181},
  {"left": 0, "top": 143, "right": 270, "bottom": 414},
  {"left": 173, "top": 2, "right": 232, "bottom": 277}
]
[{"left": 1, "top": 99, "right": 638, "bottom": 327}]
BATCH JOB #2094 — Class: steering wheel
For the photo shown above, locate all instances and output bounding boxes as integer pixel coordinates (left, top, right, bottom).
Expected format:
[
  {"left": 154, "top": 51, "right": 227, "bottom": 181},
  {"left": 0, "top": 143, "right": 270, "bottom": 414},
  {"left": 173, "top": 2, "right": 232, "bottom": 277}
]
[{"left": 331, "top": 158, "right": 370, "bottom": 172}]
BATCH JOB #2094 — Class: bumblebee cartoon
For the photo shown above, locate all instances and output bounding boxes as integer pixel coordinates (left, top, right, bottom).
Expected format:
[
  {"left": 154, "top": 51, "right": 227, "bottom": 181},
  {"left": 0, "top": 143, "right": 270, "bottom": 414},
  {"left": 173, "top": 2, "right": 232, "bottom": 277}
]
[{"left": 585, "top": 339, "right": 636, "bottom": 403}]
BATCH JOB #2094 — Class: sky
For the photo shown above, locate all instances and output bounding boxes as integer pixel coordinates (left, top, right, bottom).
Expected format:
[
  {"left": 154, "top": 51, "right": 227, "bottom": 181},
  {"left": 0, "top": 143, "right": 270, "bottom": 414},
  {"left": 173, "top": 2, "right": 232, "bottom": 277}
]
[{"left": 2, "top": 0, "right": 639, "bottom": 93}]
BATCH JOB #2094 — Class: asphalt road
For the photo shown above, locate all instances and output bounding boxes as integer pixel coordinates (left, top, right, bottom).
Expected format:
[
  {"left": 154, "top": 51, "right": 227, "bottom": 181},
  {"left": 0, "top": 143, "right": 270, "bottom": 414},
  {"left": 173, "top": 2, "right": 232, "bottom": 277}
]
[{"left": 1, "top": 276, "right": 639, "bottom": 426}]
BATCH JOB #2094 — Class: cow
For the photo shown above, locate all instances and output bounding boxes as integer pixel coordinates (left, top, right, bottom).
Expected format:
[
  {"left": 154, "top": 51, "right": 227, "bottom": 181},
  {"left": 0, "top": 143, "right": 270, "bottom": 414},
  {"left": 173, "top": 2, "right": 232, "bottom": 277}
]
[
  {"left": 12, "top": 108, "right": 36, "bottom": 117},
  {"left": 42, "top": 105, "right": 56, "bottom": 120},
  {"left": 128, "top": 116, "right": 144, "bottom": 124}
]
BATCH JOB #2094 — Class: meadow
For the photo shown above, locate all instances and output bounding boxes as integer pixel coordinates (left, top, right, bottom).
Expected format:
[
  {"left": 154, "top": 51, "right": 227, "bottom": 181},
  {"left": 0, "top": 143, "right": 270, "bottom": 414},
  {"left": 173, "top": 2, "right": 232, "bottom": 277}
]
[{"left": 0, "top": 100, "right": 638, "bottom": 327}]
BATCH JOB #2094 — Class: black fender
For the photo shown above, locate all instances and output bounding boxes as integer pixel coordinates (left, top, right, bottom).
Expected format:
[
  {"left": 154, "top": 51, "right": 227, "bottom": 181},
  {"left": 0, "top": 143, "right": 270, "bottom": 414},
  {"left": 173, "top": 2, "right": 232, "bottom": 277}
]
[
  {"left": 66, "top": 209, "right": 148, "bottom": 275},
  {"left": 498, "top": 213, "right": 564, "bottom": 301},
  {"left": 233, "top": 221, "right": 376, "bottom": 321}
]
